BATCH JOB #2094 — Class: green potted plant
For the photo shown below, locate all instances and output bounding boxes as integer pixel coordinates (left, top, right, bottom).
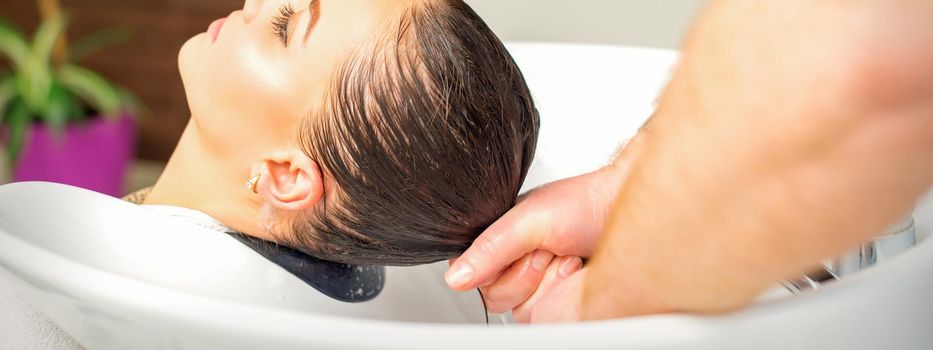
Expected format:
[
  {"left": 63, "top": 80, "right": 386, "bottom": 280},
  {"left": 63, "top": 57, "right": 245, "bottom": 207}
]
[{"left": 0, "top": 5, "right": 139, "bottom": 196}]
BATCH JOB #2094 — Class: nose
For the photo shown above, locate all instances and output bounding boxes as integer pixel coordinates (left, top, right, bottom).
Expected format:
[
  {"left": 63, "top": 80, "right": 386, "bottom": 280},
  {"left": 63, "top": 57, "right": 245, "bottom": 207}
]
[{"left": 243, "top": 0, "right": 266, "bottom": 23}]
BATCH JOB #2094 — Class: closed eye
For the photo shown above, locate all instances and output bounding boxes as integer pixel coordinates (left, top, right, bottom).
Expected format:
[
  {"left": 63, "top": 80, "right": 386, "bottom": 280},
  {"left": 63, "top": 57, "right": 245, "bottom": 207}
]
[{"left": 271, "top": 4, "right": 295, "bottom": 46}]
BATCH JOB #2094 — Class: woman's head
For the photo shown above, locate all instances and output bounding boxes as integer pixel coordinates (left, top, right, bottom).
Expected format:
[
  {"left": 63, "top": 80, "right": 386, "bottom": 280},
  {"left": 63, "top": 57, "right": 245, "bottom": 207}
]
[{"left": 178, "top": 0, "right": 538, "bottom": 265}]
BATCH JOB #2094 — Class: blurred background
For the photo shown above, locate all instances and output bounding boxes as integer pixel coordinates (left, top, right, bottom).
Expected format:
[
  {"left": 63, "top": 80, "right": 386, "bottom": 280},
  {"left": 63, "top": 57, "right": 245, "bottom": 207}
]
[{"left": 0, "top": 0, "right": 705, "bottom": 196}]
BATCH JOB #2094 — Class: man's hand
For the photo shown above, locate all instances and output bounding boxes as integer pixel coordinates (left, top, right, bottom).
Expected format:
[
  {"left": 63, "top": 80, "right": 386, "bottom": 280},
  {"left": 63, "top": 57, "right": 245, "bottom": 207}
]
[
  {"left": 445, "top": 170, "right": 606, "bottom": 315},
  {"left": 520, "top": 266, "right": 587, "bottom": 323},
  {"left": 445, "top": 133, "right": 648, "bottom": 320}
]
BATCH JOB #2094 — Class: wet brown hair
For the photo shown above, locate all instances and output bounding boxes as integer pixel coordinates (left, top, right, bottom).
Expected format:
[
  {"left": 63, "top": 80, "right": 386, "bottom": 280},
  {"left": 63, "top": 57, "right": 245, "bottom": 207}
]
[{"left": 289, "top": 0, "right": 538, "bottom": 265}]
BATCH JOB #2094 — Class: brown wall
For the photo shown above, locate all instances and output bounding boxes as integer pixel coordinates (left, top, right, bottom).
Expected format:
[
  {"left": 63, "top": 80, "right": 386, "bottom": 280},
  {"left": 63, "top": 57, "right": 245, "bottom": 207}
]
[{"left": 0, "top": 0, "right": 240, "bottom": 161}]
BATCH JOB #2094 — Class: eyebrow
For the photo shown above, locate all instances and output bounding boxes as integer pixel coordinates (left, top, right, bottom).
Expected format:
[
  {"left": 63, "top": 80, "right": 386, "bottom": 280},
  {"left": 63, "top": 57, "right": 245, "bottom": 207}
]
[{"left": 302, "top": 0, "right": 322, "bottom": 44}]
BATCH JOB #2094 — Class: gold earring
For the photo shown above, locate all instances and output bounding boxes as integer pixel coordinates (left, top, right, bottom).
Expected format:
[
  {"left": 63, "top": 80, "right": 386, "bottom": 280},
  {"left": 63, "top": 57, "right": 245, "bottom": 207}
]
[{"left": 246, "top": 174, "right": 261, "bottom": 194}]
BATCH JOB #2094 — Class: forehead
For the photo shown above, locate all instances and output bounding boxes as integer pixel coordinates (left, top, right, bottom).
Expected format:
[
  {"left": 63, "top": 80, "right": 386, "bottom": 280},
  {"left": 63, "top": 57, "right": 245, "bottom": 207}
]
[
  {"left": 286, "top": 0, "right": 416, "bottom": 106},
  {"left": 308, "top": 0, "right": 416, "bottom": 52}
]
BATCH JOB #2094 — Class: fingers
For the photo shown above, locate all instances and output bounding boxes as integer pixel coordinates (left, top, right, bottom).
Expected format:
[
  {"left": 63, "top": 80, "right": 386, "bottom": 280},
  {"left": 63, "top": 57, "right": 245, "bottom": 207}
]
[
  {"left": 512, "top": 255, "right": 583, "bottom": 323},
  {"left": 527, "top": 267, "right": 587, "bottom": 324},
  {"left": 446, "top": 211, "right": 545, "bottom": 291},
  {"left": 479, "top": 250, "right": 554, "bottom": 313}
]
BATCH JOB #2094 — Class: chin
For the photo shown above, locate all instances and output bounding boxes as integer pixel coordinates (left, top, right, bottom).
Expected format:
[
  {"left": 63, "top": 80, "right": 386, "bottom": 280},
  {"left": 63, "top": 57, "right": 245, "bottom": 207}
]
[{"left": 178, "top": 33, "right": 209, "bottom": 91}]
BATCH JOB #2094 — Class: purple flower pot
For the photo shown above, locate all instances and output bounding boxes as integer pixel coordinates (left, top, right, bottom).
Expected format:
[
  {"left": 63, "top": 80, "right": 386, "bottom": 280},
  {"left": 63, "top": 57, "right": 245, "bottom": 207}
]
[{"left": 12, "top": 114, "right": 136, "bottom": 197}]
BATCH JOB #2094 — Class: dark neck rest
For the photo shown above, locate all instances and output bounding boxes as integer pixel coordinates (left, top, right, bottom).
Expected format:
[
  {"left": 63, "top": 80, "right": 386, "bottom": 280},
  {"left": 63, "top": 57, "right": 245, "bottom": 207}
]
[{"left": 228, "top": 232, "right": 385, "bottom": 303}]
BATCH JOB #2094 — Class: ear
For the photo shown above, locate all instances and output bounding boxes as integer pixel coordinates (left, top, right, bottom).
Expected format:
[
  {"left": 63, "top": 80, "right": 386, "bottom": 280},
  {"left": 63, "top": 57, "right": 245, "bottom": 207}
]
[{"left": 253, "top": 150, "right": 324, "bottom": 211}]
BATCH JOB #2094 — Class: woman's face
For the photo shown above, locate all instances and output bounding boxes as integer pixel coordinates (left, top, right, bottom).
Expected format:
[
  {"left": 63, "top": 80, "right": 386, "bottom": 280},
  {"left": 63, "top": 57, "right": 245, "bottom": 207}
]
[{"left": 179, "top": 0, "right": 410, "bottom": 162}]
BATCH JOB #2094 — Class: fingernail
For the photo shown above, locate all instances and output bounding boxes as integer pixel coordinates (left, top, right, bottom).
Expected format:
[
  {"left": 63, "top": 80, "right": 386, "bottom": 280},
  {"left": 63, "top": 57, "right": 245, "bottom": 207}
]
[
  {"left": 559, "top": 256, "right": 582, "bottom": 278},
  {"left": 446, "top": 262, "right": 474, "bottom": 288},
  {"left": 531, "top": 250, "right": 551, "bottom": 271}
]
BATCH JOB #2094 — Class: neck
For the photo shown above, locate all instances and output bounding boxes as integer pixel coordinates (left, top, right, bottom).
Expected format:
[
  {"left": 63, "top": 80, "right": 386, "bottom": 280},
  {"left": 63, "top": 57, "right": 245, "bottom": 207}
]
[{"left": 144, "top": 121, "right": 273, "bottom": 240}]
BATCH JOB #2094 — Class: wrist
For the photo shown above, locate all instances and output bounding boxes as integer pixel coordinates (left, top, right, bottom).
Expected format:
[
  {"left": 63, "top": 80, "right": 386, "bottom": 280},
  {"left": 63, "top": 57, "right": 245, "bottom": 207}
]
[{"left": 590, "top": 130, "right": 650, "bottom": 209}]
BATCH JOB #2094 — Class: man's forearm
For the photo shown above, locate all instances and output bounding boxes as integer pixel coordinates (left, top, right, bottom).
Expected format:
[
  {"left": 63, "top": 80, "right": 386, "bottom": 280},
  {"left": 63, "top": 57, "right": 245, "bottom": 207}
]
[{"left": 580, "top": 0, "right": 933, "bottom": 319}]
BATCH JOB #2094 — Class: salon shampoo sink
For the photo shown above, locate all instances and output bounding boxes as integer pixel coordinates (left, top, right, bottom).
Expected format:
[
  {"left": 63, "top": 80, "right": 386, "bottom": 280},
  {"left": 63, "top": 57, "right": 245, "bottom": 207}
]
[{"left": 1, "top": 43, "right": 932, "bottom": 350}]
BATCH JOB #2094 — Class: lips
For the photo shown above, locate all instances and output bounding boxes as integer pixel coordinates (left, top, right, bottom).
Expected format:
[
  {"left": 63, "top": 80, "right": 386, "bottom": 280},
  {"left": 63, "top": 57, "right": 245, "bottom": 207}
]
[{"left": 208, "top": 17, "right": 227, "bottom": 43}]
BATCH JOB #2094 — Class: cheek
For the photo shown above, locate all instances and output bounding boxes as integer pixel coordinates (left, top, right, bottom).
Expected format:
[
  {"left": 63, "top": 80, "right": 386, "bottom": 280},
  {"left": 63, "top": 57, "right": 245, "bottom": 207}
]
[{"left": 186, "top": 36, "right": 298, "bottom": 155}]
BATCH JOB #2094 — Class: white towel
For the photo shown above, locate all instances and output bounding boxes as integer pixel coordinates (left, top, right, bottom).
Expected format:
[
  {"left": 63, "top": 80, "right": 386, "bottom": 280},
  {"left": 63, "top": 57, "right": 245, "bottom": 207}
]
[{"left": 0, "top": 282, "right": 82, "bottom": 350}]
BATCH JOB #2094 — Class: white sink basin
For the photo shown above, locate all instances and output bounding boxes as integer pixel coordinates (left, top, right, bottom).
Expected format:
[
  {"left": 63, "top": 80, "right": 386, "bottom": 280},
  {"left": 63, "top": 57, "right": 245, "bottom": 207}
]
[{"left": 0, "top": 43, "right": 930, "bottom": 350}]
